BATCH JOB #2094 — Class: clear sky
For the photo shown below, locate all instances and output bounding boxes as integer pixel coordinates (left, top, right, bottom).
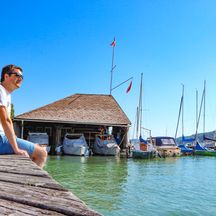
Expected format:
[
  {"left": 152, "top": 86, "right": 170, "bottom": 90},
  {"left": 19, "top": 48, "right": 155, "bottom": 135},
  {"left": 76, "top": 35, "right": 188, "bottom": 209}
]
[{"left": 1, "top": 0, "right": 216, "bottom": 138}]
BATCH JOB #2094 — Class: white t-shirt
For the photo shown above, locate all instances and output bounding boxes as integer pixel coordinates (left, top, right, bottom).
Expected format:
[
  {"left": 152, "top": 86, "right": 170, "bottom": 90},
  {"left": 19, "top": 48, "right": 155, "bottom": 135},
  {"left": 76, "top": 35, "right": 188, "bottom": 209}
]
[{"left": 0, "top": 84, "right": 11, "bottom": 134}]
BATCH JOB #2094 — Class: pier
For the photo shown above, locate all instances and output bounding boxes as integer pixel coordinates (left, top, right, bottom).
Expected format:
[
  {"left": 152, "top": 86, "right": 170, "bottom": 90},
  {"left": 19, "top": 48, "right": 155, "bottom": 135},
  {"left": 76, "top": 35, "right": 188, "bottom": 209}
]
[{"left": 0, "top": 155, "right": 101, "bottom": 216}]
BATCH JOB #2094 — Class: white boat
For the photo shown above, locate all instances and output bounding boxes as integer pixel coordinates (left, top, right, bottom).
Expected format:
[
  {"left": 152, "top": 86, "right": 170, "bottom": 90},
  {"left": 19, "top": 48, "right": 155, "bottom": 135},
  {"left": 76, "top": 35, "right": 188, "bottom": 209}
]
[
  {"left": 131, "top": 73, "right": 156, "bottom": 159},
  {"left": 150, "top": 136, "right": 181, "bottom": 157},
  {"left": 93, "top": 134, "right": 120, "bottom": 156},
  {"left": 27, "top": 132, "right": 50, "bottom": 153},
  {"left": 131, "top": 138, "right": 156, "bottom": 159},
  {"left": 63, "top": 133, "right": 89, "bottom": 156}
]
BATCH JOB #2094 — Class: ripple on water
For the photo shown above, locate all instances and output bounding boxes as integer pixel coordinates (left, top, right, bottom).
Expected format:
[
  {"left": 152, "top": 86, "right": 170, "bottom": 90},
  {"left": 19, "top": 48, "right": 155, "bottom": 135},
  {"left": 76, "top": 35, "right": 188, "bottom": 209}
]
[{"left": 45, "top": 156, "right": 216, "bottom": 216}]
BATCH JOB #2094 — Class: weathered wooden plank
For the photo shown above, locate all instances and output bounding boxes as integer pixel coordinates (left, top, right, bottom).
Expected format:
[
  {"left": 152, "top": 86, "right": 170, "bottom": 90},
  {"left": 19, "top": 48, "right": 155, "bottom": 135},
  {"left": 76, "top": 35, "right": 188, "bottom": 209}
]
[
  {"left": 0, "top": 156, "right": 48, "bottom": 177},
  {"left": 0, "top": 154, "right": 30, "bottom": 160},
  {"left": 0, "top": 155, "right": 101, "bottom": 215},
  {"left": 0, "top": 185, "right": 101, "bottom": 215},
  {"left": 0, "top": 198, "right": 66, "bottom": 215},
  {"left": 0, "top": 172, "right": 67, "bottom": 191}
]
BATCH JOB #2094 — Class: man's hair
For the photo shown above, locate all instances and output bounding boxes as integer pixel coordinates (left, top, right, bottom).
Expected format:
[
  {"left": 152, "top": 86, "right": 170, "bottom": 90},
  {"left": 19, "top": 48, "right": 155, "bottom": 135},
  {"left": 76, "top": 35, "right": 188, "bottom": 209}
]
[{"left": 1, "top": 64, "right": 23, "bottom": 82}]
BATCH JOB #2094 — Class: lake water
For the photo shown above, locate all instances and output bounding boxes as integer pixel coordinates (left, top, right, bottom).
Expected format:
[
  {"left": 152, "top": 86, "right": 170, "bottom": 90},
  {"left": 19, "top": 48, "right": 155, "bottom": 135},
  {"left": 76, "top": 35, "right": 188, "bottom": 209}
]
[{"left": 45, "top": 156, "right": 216, "bottom": 216}]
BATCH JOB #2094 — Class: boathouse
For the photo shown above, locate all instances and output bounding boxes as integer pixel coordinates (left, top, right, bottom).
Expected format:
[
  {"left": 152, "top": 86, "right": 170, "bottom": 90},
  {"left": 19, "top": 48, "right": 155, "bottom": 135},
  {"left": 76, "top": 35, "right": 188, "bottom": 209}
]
[{"left": 13, "top": 94, "right": 131, "bottom": 154}]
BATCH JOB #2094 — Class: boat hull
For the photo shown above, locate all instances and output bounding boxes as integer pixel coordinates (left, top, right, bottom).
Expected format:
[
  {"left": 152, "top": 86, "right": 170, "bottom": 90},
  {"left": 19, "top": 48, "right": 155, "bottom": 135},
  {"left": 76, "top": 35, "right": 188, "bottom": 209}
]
[
  {"left": 63, "top": 146, "right": 89, "bottom": 156},
  {"left": 178, "top": 145, "right": 194, "bottom": 155},
  {"left": 132, "top": 150, "right": 156, "bottom": 159},
  {"left": 156, "top": 146, "right": 181, "bottom": 158},
  {"left": 93, "top": 145, "right": 120, "bottom": 156},
  {"left": 194, "top": 150, "right": 216, "bottom": 157}
]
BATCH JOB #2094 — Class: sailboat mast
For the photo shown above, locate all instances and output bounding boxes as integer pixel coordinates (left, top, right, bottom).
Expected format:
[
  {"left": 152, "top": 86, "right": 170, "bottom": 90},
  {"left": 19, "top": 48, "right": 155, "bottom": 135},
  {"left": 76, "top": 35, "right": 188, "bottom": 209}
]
[
  {"left": 175, "top": 85, "right": 183, "bottom": 139},
  {"left": 138, "top": 73, "right": 143, "bottom": 137},
  {"left": 182, "top": 84, "right": 184, "bottom": 140},
  {"left": 196, "top": 89, "right": 198, "bottom": 132},
  {"left": 195, "top": 81, "right": 205, "bottom": 141},
  {"left": 203, "top": 80, "right": 206, "bottom": 135},
  {"left": 136, "top": 107, "right": 139, "bottom": 139}
]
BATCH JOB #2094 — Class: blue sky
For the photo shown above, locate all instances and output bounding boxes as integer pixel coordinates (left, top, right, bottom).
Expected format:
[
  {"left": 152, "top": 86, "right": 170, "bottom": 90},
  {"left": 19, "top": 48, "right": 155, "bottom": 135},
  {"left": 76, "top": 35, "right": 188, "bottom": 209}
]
[{"left": 1, "top": 0, "right": 216, "bottom": 138}]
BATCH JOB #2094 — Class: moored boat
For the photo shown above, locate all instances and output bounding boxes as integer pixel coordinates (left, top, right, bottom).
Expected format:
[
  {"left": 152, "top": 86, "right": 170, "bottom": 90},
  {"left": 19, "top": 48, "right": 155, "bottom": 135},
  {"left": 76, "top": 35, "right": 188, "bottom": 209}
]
[
  {"left": 93, "top": 134, "right": 120, "bottom": 156},
  {"left": 131, "top": 73, "right": 156, "bottom": 160},
  {"left": 63, "top": 133, "right": 89, "bottom": 156},
  {"left": 150, "top": 136, "right": 181, "bottom": 157},
  {"left": 131, "top": 137, "right": 156, "bottom": 159},
  {"left": 178, "top": 144, "right": 194, "bottom": 155},
  {"left": 175, "top": 84, "right": 195, "bottom": 155},
  {"left": 194, "top": 142, "right": 216, "bottom": 156},
  {"left": 193, "top": 81, "right": 216, "bottom": 157},
  {"left": 27, "top": 132, "right": 50, "bottom": 153}
]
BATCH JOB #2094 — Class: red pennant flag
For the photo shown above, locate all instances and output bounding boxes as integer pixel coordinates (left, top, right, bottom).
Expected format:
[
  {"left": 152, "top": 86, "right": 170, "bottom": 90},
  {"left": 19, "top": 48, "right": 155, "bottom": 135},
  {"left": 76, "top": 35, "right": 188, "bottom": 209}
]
[
  {"left": 126, "top": 81, "right": 132, "bottom": 93},
  {"left": 110, "top": 37, "right": 116, "bottom": 47}
]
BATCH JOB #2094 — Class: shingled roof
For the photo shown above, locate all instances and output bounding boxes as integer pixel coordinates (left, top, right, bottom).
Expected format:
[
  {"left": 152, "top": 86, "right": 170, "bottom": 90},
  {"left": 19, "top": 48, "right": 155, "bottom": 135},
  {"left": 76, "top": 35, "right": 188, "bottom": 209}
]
[{"left": 14, "top": 94, "right": 131, "bottom": 126}]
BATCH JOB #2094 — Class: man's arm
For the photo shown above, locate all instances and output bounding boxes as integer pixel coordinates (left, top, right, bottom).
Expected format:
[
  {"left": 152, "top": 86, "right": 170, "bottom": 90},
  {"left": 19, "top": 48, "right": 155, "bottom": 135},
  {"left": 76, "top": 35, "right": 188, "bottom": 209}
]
[{"left": 0, "top": 106, "right": 29, "bottom": 157}]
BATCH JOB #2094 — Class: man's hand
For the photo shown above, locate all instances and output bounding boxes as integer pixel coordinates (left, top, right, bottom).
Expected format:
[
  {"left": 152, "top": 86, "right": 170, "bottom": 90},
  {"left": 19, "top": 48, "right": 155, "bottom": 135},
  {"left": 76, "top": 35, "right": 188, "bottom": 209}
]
[{"left": 14, "top": 149, "right": 29, "bottom": 158}]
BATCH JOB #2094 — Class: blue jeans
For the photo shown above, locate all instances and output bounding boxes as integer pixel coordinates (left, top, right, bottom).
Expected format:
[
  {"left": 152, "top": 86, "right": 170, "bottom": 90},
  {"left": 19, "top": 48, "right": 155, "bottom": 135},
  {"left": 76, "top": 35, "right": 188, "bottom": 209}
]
[{"left": 0, "top": 134, "right": 35, "bottom": 156}]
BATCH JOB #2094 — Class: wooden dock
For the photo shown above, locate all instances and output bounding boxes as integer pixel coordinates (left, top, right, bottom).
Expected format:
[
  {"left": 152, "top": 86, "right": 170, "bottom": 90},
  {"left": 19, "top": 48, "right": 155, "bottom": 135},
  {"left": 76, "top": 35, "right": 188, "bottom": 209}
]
[{"left": 0, "top": 155, "right": 101, "bottom": 216}]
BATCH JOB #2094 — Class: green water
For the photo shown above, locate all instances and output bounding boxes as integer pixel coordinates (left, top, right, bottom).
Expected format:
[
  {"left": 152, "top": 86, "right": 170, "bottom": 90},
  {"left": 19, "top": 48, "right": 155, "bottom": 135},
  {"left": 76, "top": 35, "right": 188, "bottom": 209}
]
[{"left": 45, "top": 156, "right": 216, "bottom": 216}]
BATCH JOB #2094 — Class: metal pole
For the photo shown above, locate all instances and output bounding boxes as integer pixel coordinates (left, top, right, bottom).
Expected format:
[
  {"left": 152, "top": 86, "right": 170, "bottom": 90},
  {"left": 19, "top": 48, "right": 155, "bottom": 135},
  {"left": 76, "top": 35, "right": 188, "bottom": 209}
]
[
  {"left": 139, "top": 73, "right": 143, "bottom": 137},
  {"left": 182, "top": 84, "right": 184, "bottom": 139},
  {"left": 203, "top": 80, "right": 206, "bottom": 135},
  {"left": 136, "top": 107, "right": 139, "bottom": 139},
  {"left": 110, "top": 45, "right": 115, "bottom": 95},
  {"left": 196, "top": 89, "right": 198, "bottom": 132},
  {"left": 141, "top": 127, "right": 152, "bottom": 143},
  {"left": 111, "top": 77, "right": 133, "bottom": 91},
  {"left": 175, "top": 95, "right": 183, "bottom": 139},
  {"left": 195, "top": 84, "right": 205, "bottom": 141}
]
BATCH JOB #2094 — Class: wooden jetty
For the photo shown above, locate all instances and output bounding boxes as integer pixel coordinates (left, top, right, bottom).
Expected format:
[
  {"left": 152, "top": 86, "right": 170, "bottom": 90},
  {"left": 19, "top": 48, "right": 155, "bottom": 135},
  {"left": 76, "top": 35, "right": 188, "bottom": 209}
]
[{"left": 0, "top": 155, "right": 101, "bottom": 216}]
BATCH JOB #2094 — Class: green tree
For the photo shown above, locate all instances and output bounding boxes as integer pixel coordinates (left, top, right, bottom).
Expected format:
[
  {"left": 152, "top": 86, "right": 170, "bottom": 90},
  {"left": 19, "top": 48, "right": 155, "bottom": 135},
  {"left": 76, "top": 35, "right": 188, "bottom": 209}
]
[{"left": 11, "top": 103, "right": 15, "bottom": 119}]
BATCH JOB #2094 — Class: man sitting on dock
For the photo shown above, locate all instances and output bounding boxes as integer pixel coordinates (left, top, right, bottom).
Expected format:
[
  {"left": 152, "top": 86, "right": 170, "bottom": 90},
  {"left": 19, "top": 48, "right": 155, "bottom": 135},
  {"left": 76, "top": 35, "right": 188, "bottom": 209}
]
[{"left": 0, "top": 64, "right": 47, "bottom": 168}]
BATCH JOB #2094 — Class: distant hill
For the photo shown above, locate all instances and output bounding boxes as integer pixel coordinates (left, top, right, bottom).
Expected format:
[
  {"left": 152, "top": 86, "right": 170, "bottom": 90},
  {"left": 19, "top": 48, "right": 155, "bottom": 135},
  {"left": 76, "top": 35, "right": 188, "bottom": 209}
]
[{"left": 176, "top": 130, "right": 216, "bottom": 144}]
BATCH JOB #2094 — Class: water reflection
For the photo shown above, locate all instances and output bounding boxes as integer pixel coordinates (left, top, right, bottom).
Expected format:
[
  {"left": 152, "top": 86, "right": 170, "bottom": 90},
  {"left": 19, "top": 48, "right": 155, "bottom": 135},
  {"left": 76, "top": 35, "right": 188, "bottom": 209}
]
[
  {"left": 46, "top": 156, "right": 216, "bottom": 216},
  {"left": 45, "top": 156, "right": 128, "bottom": 212}
]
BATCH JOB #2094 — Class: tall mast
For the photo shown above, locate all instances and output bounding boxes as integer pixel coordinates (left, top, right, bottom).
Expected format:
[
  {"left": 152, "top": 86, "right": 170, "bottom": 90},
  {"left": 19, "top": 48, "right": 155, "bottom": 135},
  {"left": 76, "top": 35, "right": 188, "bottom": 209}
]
[
  {"left": 182, "top": 84, "right": 184, "bottom": 139},
  {"left": 109, "top": 38, "right": 116, "bottom": 95},
  {"left": 195, "top": 81, "right": 205, "bottom": 141},
  {"left": 138, "top": 73, "right": 143, "bottom": 137},
  {"left": 196, "top": 89, "right": 198, "bottom": 132},
  {"left": 136, "top": 107, "right": 139, "bottom": 139},
  {"left": 175, "top": 84, "right": 183, "bottom": 140},
  {"left": 203, "top": 80, "right": 206, "bottom": 135}
]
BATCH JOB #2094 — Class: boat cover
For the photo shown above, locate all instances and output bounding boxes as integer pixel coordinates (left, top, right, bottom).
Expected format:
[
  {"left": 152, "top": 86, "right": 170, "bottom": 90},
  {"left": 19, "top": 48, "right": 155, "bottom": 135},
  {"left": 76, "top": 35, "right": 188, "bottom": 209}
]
[
  {"left": 63, "top": 134, "right": 89, "bottom": 156},
  {"left": 178, "top": 144, "right": 193, "bottom": 153},
  {"left": 139, "top": 136, "right": 147, "bottom": 144},
  {"left": 195, "top": 142, "right": 206, "bottom": 151},
  {"left": 27, "top": 133, "right": 49, "bottom": 145},
  {"left": 93, "top": 136, "right": 120, "bottom": 155}
]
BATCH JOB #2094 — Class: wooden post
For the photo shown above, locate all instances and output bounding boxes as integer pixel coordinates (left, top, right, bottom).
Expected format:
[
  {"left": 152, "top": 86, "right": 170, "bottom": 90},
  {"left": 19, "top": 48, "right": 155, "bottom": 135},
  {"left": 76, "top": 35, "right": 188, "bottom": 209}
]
[{"left": 21, "top": 120, "right": 24, "bottom": 139}]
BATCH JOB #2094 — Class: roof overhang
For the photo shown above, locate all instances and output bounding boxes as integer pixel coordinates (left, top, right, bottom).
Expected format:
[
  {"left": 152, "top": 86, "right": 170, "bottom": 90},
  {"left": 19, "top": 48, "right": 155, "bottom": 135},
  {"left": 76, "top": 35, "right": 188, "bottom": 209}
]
[{"left": 13, "top": 118, "right": 131, "bottom": 128}]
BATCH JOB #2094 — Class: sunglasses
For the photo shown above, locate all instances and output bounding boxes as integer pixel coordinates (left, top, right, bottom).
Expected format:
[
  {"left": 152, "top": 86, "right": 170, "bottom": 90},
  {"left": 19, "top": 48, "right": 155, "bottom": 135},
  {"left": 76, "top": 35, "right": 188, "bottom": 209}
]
[{"left": 8, "top": 72, "right": 24, "bottom": 80}]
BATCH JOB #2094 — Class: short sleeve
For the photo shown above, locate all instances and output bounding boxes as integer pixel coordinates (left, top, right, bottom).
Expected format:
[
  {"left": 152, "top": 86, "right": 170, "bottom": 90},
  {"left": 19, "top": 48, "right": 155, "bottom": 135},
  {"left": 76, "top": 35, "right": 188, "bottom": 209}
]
[{"left": 0, "top": 86, "right": 7, "bottom": 107}]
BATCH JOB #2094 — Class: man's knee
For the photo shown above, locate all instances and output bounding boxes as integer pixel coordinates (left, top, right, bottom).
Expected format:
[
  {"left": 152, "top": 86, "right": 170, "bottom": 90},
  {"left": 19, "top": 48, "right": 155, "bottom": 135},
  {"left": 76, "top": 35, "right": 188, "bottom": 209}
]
[{"left": 32, "top": 145, "right": 47, "bottom": 160}]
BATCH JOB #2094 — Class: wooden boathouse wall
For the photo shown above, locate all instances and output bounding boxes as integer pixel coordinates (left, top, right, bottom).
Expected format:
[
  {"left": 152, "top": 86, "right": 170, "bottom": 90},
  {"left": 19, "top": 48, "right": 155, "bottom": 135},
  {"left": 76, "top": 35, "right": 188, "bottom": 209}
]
[
  {"left": 13, "top": 121, "right": 129, "bottom": 155},
  {"left": 0, "top": 154, "right": 101, "bottom": 215}
]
